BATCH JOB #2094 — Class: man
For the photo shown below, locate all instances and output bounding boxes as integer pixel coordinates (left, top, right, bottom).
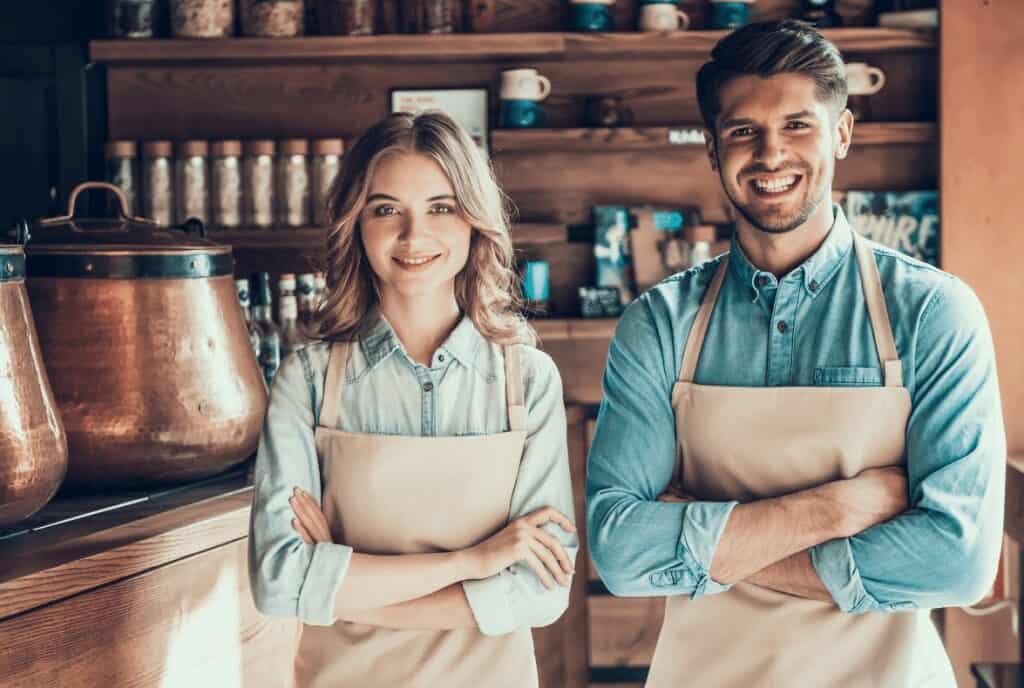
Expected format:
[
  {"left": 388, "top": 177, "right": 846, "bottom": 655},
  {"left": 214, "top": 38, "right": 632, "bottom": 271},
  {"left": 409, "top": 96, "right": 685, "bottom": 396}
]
[{"left": 586, "top": 20, "right": 1005, "bottom": 687}]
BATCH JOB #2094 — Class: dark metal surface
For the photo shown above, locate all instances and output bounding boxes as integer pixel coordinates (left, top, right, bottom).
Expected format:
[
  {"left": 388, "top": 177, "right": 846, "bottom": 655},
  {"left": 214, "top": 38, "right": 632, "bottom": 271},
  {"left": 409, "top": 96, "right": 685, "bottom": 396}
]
[{"left": 0, "top": 266, "right": 68, "bottom": 527}]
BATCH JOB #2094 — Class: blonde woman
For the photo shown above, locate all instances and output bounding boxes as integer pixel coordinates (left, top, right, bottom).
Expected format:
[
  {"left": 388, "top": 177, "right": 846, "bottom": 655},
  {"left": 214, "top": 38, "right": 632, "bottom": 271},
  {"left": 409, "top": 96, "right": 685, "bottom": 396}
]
[{"left": 248, "top": 112, "right": 578, "bottom": 688}]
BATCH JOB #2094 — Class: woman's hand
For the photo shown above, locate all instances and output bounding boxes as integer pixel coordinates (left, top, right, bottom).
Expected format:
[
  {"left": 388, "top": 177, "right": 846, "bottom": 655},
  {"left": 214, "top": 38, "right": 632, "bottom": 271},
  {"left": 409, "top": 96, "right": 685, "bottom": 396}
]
[
  {"left": 465, "top": 506, "right": 577, "bottom": 590},
  {"left": 289, "top": 487, "right": 333, "bottom": 544}
]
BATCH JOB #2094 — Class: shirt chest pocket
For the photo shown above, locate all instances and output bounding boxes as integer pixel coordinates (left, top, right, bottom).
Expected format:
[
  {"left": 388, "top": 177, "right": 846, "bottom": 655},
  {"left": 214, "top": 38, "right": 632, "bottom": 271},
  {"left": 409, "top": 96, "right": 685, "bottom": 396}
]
[{"left": 813, "top": 366, "right": 883, "bottom": 387}]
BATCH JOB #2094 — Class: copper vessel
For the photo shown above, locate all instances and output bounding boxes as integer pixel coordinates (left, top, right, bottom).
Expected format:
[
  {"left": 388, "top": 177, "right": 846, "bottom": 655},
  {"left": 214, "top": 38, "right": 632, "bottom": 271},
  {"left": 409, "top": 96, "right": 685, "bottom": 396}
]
[
  {"left": 23, "top": 182, "right": 267, "bottom": 487},
  {"left": 0, "top": 236, "right": 68, "bottom": 526}
]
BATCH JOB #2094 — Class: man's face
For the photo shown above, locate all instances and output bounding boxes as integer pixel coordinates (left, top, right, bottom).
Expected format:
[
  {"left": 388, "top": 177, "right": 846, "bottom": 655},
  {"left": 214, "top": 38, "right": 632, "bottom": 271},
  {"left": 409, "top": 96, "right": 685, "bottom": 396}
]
[{"left": 706, "top": 73, "right": 852, "bottom": 234}]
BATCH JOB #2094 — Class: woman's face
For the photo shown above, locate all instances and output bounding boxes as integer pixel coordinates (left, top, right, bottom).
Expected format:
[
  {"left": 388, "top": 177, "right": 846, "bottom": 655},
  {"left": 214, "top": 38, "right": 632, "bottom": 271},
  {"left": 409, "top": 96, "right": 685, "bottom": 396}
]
[{"left": 359, "top": 151, "right": 473, "bottom": 305}]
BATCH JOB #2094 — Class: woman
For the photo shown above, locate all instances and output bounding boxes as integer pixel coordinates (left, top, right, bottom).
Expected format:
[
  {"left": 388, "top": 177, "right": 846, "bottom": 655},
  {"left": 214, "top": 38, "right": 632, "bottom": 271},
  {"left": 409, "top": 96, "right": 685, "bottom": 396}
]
[{"left": 248, "top": 111, "right": 578, "bottom": 688}]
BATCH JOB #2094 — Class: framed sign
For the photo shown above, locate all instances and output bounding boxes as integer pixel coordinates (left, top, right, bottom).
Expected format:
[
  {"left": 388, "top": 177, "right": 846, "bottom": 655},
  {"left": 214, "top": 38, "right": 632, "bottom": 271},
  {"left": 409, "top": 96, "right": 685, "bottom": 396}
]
[{"left": 389, "top": 87, "right": 490, "bottom": 154}]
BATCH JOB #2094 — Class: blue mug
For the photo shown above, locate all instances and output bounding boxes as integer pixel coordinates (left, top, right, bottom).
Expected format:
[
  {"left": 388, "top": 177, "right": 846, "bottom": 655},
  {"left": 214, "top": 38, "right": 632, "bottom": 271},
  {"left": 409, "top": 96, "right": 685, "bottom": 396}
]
[
  {"left": 709, "top": 1, "right": 751, "bottom": 29},
  {"left": 523, "top": 261, "right": 551, "bottom": 306},
  {"left": 570, "top": 2, "right": 614, "bottom": 32},
  {"left": 500, "top": 99, "right": 546, "bottom": 129}
]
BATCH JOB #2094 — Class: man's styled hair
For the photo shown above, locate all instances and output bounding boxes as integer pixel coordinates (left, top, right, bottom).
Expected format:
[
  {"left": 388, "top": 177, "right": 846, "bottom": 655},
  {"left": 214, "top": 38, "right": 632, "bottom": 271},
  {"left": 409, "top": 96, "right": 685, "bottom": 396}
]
[{"left": 696, "top": 20, "right": 848, "bottom": 136}]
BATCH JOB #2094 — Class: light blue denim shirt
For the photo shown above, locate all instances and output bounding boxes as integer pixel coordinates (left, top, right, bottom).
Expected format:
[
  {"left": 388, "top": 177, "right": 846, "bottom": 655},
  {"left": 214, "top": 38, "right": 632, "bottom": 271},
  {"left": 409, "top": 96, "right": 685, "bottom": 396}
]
[
  {"left": 587, "top": 206, "right": 1006, "bottom": 613},
  {"left": 249, "top": 314, "right": 578, "bottom": 634}
]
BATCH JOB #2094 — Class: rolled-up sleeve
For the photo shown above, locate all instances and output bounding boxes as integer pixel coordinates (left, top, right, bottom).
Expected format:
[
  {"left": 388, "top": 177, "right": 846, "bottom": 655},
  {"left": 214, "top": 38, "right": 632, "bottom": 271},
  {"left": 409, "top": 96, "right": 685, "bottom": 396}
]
[
  {"left": 811, "top": 277, "right": 1006, "bottom": 613},
  {"left": 586, "top": 296, "right": 737, "bottom": 599},
  {"left": 248, "top": 350, "right": 354, "bottom": 626},
  {"left": 463, "top": 350, "right": 579, "bottom": 636}
]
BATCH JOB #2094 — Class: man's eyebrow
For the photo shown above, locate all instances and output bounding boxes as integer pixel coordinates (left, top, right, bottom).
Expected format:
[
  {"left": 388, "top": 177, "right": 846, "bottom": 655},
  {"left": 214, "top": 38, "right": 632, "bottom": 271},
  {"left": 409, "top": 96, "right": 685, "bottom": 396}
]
[
  {"left": 784, "top": 110, "right": 818, "bottom": 120},
  {"left": 720, "top": 117, "right": 757, "bottom": 130}
]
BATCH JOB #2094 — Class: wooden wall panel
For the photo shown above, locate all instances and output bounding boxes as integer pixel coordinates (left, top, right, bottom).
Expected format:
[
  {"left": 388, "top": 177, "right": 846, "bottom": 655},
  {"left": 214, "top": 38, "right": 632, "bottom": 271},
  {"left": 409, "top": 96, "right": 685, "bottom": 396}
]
[
  {"left": 0, "top": 539, "right": 298, "bottom": 688},
  {"left": 587, "top": 596, "right": 664, "bottom": 668}
]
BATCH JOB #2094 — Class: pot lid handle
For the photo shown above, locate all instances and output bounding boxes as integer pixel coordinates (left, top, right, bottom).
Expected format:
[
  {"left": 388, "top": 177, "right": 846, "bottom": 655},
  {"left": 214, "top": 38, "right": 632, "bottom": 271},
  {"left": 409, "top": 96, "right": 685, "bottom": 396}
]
[{"left": 38, "top": 181, "right": 147, "bottom": 227}]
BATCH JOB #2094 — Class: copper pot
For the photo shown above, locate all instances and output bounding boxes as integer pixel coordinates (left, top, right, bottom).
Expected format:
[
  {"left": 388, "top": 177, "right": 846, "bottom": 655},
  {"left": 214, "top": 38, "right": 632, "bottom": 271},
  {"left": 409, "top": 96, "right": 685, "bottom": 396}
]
[
  {"left": 22, "top": 182, "right": 267, "bottom": 487},
  {"left": 0, "top": 236, "right": 68, "bottom": 526}
]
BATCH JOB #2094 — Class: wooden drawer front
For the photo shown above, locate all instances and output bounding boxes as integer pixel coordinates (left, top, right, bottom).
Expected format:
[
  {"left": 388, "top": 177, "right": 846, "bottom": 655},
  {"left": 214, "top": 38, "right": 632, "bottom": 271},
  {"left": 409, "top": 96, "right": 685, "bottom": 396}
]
[{"left": 588, "top": 596, "right": 664, "bottom": 668}]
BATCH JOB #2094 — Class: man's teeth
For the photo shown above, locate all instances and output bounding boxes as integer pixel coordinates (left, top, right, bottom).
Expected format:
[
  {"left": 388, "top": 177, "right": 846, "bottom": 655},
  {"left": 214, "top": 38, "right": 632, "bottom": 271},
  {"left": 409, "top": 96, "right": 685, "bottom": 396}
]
[
  {"left": 395, "top": 255, "right": 436, "bottom": 265},
  {"left": 753, "top": 176, "right": 798, "bottom": 192}
]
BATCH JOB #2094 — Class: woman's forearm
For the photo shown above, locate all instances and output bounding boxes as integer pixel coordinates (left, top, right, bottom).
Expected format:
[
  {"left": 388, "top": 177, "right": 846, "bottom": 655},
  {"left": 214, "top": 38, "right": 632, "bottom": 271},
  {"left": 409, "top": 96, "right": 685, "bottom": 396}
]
[
  {"left": 340, "top": 583, "right": 477, "bottom": 630},
  {"left": 334, "top": 550, "right": 474, "bottom": 616}
]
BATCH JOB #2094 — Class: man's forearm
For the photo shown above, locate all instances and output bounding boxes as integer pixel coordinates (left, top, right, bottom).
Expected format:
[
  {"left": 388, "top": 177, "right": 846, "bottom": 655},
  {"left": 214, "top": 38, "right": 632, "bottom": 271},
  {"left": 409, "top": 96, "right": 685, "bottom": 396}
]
[
  {"left": 745, "top": 550, "right": 834, "bottom": 603},
  {"left": 709, "top": 482, "right": 846, "bottom": 584},
  {"left": 339, "top": 583, "right": 477, "bottom": 630}
]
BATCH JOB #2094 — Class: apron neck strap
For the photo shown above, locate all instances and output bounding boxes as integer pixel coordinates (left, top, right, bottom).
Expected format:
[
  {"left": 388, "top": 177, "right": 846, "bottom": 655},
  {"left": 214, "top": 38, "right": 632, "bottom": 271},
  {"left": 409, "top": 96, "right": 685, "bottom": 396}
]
[
  {"left": 852, "top": 233, "right": 903, "bottom": 387},
  {"left": 504, "top": 344, "right": 527, "bottom": 432},
  {"left": 319, "top": 341, "right": 351, "bottom": 429},
  {"left": 678, "top": 258, "right": 729, "bottom": 384}
]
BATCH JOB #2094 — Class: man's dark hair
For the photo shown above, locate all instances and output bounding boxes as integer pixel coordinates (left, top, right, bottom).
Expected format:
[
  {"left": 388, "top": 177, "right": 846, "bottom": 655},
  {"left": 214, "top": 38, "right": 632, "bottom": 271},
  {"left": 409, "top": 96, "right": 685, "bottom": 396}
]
[{"left": 696, "top": 20, "right": 848, "bottom": 136}]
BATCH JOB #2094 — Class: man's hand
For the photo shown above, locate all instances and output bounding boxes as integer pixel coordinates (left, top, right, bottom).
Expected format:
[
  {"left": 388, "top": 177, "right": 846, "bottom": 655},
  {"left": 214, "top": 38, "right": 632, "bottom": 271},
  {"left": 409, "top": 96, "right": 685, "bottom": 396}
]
[{"left": 828, "top": 466, "right": 908, "bottom": 538}]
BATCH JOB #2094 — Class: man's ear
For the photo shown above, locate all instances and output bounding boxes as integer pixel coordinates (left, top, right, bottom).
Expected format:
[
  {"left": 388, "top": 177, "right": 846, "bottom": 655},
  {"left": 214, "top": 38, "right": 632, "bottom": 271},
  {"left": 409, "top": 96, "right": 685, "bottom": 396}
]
[
  {"left": 835, "top": 108, "right": 854, "bottom": 160},
  {"left": 703, "top": 128, "right": 718, "bottom": 171}
]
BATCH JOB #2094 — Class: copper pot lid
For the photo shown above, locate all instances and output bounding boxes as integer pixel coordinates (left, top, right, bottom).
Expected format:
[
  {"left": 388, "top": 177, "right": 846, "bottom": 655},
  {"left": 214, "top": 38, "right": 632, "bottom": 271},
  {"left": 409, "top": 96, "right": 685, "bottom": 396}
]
[
  {"left": 0, "top": 243, "right": 25, "bottom": 282},
  {"left": 20, "top": 182, "right": 233, "bottom": 280}
]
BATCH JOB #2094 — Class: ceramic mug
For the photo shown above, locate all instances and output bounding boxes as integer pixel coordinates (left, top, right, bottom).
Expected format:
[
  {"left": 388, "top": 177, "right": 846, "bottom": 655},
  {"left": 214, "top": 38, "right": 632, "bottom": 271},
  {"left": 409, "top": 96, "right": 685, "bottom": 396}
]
[
  {"left": 845, "top": 62, "right": 886, "bottom": 95},
  {"left": 638, "top": 3, "right": 690, "bottom": 31},
  {"left": 500, "top": 99, "right": 546, "bottom": 128},
  {"left": 500, "top": 68, "right": 552, "bottom": 102},
  {"left": 570, "top": 0, "right": 614, "bottom": 32},
  {"left": 708, "top": 0, "right": 754, "bottom": 29}
]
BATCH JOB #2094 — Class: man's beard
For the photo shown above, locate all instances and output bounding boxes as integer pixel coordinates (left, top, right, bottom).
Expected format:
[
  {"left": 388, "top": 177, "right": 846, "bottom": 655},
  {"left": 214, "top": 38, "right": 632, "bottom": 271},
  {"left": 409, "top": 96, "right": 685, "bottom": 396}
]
[{"left": 717, "top": 155, "right": 827, "bottom": 235}]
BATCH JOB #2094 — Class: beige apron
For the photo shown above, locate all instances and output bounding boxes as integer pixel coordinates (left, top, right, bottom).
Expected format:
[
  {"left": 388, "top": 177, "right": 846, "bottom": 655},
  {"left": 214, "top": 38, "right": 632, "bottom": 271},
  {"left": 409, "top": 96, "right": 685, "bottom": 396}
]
[
  {"left": 647, "top": 233, "right": 956, "bottom": 688},
  {"left": 293, "top": 341, "right": 537, "bottom": 688}
]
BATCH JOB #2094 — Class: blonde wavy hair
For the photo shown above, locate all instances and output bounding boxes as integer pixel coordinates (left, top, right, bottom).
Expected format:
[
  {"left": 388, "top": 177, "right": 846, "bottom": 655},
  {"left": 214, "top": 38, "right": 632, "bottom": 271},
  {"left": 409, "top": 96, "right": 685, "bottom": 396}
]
[{"left": 310, "top": 111, "right": 536, "bottom": 347}]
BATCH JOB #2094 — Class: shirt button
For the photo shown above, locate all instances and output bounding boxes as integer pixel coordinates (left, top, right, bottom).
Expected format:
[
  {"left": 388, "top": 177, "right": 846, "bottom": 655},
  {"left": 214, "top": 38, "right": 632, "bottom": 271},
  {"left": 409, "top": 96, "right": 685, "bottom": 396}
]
[
  {"left": 438, "top": 354, "right": 445, "bottom": 362},
  {"left": 756, "top": 276, "right": 769, "bottom": 287},
  {"left": 809, "top": 280, "right": 819, "bottom": 291},
  {"left": 777, "top": 321, "right": 788, "bottom": 333},
  {"left": 423, "top": 382, "right": 434, "bottom": 392}
]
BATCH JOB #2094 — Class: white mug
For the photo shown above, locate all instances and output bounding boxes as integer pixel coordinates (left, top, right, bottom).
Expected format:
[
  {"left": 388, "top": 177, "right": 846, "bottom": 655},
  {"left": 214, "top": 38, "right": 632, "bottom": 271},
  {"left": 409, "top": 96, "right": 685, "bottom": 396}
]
[
  {"left": 500, "top": 68, "right": 552, "bottom": 102},
  {"left": 638, "top": 4, "right": 690, "bottom": 31},
  {"left": 845, "top": 62, "right": 886, "bottom": 96}
]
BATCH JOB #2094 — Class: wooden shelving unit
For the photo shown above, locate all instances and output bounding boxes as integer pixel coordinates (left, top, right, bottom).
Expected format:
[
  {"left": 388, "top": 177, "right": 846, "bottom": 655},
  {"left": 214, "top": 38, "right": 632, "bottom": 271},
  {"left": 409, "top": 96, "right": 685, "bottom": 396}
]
[
  {"left": 89, "top": 28, "right": 933, "bottom": 65},
  {"left": 492, "top": 122, "right": 936, "bottom": 152}
]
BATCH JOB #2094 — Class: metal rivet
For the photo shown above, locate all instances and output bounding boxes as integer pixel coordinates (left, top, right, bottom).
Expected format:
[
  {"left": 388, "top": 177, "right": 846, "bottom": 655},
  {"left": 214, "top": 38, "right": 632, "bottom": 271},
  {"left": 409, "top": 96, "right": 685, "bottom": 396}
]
[{"left": 4, "top": 262, "right": 12, "bottom": 274}]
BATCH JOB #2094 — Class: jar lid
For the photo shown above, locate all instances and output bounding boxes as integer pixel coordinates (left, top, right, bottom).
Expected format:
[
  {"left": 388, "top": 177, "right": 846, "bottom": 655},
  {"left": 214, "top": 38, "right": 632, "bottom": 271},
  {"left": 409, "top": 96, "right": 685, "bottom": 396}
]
[
  {"left": 141, "top": 140, "right": 173, "bottom": 158},
  {"left": 105, "top": 140, "right": 138, "bottom": 158},
  {"left": 0, "top": 243, "right": 26, "bottom": 282},
  {"left": 245, "top": 139, "right": 276, "bottom": 156},
  {"left": 312, "top": 138, "right": 345, "bottom": 156},
  {"left": 21, "top": 182, "right": 232, "bottom": 279},
  {"left": 177, "top": 140, "right": 209, "bottom": 157},
  {"left": 279, "top": 139, "right": 309, "bottom": 155},
  {"left": 211, "top": 140, "right": 243, "bottom": 156},
  {"left": 683, "top": 224, "right": 717, "bottom": 243}
]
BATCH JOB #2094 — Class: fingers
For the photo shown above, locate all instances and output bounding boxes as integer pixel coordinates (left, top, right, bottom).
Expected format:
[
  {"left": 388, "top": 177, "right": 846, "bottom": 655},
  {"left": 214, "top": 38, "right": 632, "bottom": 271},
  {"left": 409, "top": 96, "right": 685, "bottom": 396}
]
[
  {"left": 529, "top": 538, "right": 570, "bottom": 587},
  {"left": 292, "top": 518, "right": 314, "bottom": 544},
  {"left": 526, "top": 506, "right": 577, "bottom": 534},
  {"left": 524, "top": 549, "right": 557, "bottom": 590},
  {"left": 530, "top": 525, "right": 574, "bottom": 576},
  {"left": 289, "top": 488, "right": 333, "bottom": 543}
]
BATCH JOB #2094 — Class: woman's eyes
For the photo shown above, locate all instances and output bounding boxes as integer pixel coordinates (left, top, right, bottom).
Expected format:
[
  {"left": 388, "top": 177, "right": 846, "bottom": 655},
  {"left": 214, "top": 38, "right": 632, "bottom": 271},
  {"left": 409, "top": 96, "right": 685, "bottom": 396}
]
[{"left": 370, "top": 204, "right": 455, "bottom": 217}]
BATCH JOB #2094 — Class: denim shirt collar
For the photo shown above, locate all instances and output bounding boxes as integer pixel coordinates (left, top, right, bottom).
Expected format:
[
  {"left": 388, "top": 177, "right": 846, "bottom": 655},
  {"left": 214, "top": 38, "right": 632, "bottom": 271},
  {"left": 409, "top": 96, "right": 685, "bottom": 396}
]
[
  {"left": 727, "top": 204, "right": 853, "bottom": 299},
  {"left": 359, "top": 310, "right": 484, "bottom": 372}
]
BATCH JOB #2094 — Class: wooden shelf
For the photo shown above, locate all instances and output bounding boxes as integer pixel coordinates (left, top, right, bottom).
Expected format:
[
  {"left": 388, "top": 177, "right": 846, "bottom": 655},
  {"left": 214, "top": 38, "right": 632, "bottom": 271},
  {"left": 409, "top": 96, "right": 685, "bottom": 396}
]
[
  {"left": 533, "top": 317, "right": 617, "bottom": 342},
  {"left": 493, "top": 122, "right": 936, "bottom": 152},
  {"left": 89, "top": 28, "right": 933, "bottom": 65}
]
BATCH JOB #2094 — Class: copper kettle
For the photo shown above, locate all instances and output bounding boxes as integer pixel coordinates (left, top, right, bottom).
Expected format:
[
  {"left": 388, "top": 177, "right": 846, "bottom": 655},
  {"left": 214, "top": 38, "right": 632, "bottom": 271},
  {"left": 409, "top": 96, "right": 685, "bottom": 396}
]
[
  {"left": 0, "top": 232, "right": 68, "bottom": 526},
  {"left": 21, "top": 182, "right": 267, "bottom": 487}
]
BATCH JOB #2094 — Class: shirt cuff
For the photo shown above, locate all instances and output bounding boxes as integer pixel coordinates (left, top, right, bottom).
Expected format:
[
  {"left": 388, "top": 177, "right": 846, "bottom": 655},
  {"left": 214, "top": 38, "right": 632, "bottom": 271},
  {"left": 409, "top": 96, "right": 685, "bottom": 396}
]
[
  {"left": 462, "top": 575, "right": 517, "bottom": 636},
  {"left": 810, "top": 537, "right": 874, "bottom": 613},
  {"left": 680, "top": 500, "right": 739, "bottom": 598},
  {"left": 297, "top": 542, "right": 352, "bottom": 626}
]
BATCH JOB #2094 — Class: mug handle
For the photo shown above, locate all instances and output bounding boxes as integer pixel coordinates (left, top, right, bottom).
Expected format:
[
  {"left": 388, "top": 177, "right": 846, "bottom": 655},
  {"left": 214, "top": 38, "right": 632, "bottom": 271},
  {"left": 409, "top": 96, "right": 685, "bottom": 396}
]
[
  {"left": 536, "top": 75, "right": 552, "bottom": 101},
  {"left": 866, "top": 66, "right": 886, "bottom": 94},
  {"left": 677, "top": 10, "right": 690, "bottom": 30}
]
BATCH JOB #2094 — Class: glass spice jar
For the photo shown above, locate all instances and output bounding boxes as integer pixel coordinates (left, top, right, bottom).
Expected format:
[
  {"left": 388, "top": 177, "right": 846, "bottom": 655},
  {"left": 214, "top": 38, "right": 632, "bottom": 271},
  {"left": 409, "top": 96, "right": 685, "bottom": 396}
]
[
  {"left": 318, "top": 0, "right": 376, "bottom": 35},
  {"left": 141, "top": 140, "right": 175, "bottom": 226},
  {"left": 423, "top": 0, "right": 457, "bottom": 34},
  {"left": 105, "top": 0, "right": 156, "bottom": 38},
  {"left": 169, "top": 0, "right": 235, "bottom": 38},
  {"left": 310, "top": 138, "right": 344, "bottom": 226},
  {"left": 211, "top": 140, "right": 244, "bottom": 228},
  {"left": 175, "top": 140, "right": 210, "bottom": 225},
  {"left": 104, "top": 141, "right": 139, "bottom": 217},
  {"left": 244, "top": 140, "right": 277, "bottom": 229},
  {"left": 277, "top": 139, "right": 311, "bottom": 228},
  {"left": 240, "top": 0, "right": 306, "bottom": 37}
]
